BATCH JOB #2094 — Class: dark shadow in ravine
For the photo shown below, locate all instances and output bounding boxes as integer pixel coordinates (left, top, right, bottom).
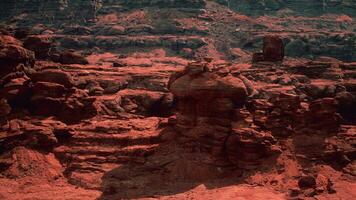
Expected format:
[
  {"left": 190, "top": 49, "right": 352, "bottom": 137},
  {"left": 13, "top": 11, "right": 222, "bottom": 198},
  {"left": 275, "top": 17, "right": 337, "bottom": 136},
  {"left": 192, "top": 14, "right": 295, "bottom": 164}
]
[{"left": 97, "top": 126, "right": 279, "bottom": 200}]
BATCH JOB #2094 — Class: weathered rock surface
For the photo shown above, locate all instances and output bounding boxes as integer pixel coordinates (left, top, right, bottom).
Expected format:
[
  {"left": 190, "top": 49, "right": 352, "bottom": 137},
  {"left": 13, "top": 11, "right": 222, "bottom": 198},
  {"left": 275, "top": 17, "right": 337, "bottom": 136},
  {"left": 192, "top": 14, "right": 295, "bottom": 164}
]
[
  {"left": 0, "top": 1, "right": 355, "bottom": 200},
  {"left": 169, "top": 62, "right": 282, "bottom": 167},
  {"left": 53, "top": 51, "right": 89, "bottom": 65},
  {"left": 29, "top": 70, "right": 75, "bottom": 88},
  {"left": 262, "top": 35, "right": 284, "bottom": 62},
  {"left": 0, "top": 43, "right": 35, "bottom": 78},
  {"left": 118, "top": 0, "right": 206, "bottom": 9},
  {"left": 216, "top": 0, "right": 356, "bottom": 16},
  {"left": 23, "top": 36, "right": 52, "bottom": 59}
]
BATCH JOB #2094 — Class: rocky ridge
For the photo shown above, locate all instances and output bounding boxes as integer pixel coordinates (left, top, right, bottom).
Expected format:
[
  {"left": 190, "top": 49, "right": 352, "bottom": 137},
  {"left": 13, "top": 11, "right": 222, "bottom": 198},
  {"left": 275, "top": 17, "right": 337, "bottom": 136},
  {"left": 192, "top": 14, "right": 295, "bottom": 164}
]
[{"left": 1, "top": 1, "right": 355, "bottom": 61}]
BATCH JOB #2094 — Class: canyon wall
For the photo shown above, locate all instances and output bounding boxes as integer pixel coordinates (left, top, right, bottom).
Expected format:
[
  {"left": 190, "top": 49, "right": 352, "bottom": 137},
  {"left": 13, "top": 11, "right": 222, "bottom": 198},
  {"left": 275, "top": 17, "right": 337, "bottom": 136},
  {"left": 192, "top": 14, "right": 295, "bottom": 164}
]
[
  {"left": 0, "top": 0, "right": 102, "bottom": 23},
  {"left": 2, "top": 0, "right": 355, "bottom": 23},
  {"left": 217, "top": 0, "right": 356, "bottom": 16},
  {"left": 0, "top": 1, "right": 354, "bottom": 61}
]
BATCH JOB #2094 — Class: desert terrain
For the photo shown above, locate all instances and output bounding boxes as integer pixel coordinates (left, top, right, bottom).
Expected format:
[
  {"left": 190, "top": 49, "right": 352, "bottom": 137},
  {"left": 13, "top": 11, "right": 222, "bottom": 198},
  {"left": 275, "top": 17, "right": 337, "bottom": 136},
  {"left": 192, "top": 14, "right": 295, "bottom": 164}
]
[{"left": 0, "top": 1, "right": 355, "bottom": 199}]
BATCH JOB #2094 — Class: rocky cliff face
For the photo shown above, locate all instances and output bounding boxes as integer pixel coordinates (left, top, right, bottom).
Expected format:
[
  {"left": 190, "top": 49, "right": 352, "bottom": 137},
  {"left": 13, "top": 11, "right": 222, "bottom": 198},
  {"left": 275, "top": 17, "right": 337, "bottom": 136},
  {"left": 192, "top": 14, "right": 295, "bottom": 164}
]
[
  {"left": 3, "top": 0, "right": 355, "bottom": 23},
  {"left": 0, "top": 0, "right": 102, "bottom": 23},
  {"left": 0, "top": 0, "right": 205, "bottom": 23},
  {"left": 0, "top": 1, "right": 355, "bottom": 61},
  {"left": 217, "top": 0, "right": 356, "bottom": 16}
]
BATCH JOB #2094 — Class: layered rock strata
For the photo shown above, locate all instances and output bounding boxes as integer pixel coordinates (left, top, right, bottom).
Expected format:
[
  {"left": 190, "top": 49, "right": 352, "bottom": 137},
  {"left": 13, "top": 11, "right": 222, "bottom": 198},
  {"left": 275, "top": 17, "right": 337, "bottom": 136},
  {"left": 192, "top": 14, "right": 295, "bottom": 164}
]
[{"left": 169, "top": 61, "right": 281, "bottom": 167}]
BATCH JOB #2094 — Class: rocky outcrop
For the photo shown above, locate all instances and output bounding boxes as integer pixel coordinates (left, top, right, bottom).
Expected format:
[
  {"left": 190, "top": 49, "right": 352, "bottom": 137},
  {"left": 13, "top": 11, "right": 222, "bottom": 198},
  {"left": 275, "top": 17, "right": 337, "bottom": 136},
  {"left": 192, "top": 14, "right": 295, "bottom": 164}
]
[
  {"left": 248, "top": 93, "right": 304, "bottom": 137},
  {"left": 216, "top": 0, "right": 356, "bottom": 16},
  {"left": 0, "top": 45, "right": 35, "bottom": 69},
  {"left": 169, "top": 61, "right": 280, "bottom": 167},
  {"left": 0, "top": 146, "right": 63, "bottom": 179},
  {"left": 225, "top": 128, "right": 279, "bottom": 168},
  {"left": 27, "top": 70, "right": 97, "bottom": 123},
  {"left": 55, "top": 35, "right": 207, "bottom": 52},
  {"left": 117, "top": 0, "right": 206, "bottom": 9},
  {"left": 0, "top": 48, "right": 97, "bottom": 124},
  {"left": 51, "top": 51, "right": 89, "bottom": 65},
  {"left": 0, "top": 35, "right": 35, "bottom": 78},
  {"left": 248, "top": 93, "right": 342, "bottom": 137},
  {"left": 263, "top": 36, "right": 284, "bottom": 62},
  {"left": 23, "top": 36, "right": 52, "bottom": 59},
  {"left": 253, "top": 35, "right": 284, "bottom": 63},
  {"left": 29, "top": 70, "right": 75, "bottom": 88},
  {"left": 0, "top": 0, "right": 102, "bottom": 23}
]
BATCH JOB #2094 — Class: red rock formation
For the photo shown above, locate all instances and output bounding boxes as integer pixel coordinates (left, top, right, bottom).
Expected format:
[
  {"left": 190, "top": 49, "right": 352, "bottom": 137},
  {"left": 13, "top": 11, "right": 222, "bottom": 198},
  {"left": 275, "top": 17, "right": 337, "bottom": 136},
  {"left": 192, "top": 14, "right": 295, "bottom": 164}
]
[
  {"left": 29, "top": 70, "right": 75, "bottom": 88},
  {"left": 23, "top": 36, "right": 52, "bottom": 59},
  {"left": 225, "top": 128, "right": 280, "bottom": 168},
  {"left": 0, "top": 42, "right": 35, "bottom": 77},
  {"left": 169, "top": 61, "right": 280, "bottom": 167},
  {"left": 27, "top": 70, "right": 97, "bottom": 123},
  {"left": 263, "top": 35, "right": 284, "bottom": 62},
  {"left": 252, "top": 35, "right": 284, "bottom": 63},
  {"left": 0, "top": 1, "right": 355, "bottom": 199},
  {"left": 54, "top": 51, "right": 89, "bottom": 65}
]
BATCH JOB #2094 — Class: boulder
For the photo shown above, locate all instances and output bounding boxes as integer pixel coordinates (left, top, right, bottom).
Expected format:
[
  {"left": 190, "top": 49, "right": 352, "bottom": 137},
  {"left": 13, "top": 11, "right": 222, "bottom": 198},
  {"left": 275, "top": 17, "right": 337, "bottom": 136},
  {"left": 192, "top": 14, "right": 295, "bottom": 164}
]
[
  {"left": 29, "top": 70, "right": 75, "bottom": 88},
  {"left": 0, "top": 98, "right": 11, "bottom": 119},
  {"left": 0, "top": 44, "right": 35, "bottom": 78},
  {"left": 262, "top": 35, "right": 284, "bottom": 62},
  {"left": 298, "top": 176, "right": 317, "bottom": 189},
  {"left": 32, "top": 81, "right": 67, "bottom": 98},
  {"left": 23, "top": 35, "right": 52, "bottom": 59},
  {"left": 0, "top": 147, "right": 62, "bottom": 180},
  {"left": 52, "top": 51, "right": 89, "bottom": 65},
  {"left": 226, "top": 128, "right": 280, "bottom": 168}
]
